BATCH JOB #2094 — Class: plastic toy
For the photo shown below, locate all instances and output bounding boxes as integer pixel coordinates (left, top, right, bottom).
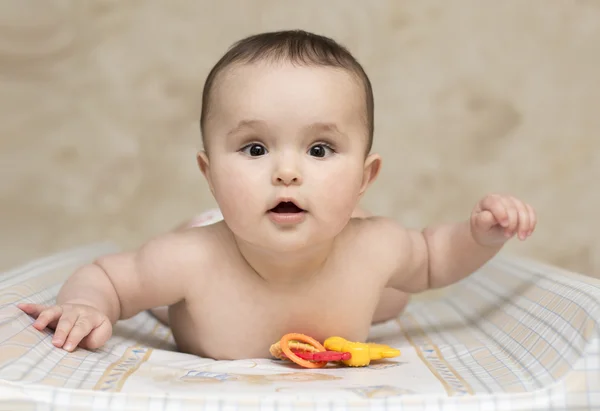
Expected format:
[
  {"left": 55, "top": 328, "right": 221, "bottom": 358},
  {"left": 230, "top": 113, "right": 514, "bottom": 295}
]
[
  {"left": 270, "top": 333, "right": 328, "bottom": 368},
  {"left": 324, "top": 336, "right": 401, "bottom": 367},
  {"left": 270, "top": 333, "right": 401, "bottom": 368},
  {"left": 294, "top": 350, "right": 352, "bottom": 362}
]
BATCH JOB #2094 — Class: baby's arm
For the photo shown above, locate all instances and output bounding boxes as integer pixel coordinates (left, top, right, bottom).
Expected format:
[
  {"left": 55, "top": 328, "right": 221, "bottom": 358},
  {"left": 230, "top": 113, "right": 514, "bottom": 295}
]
[
  {"left": 64, "top": 232, "right": 194, "bottom": 319},
  {"left": 383, "top": 194, "right": 537, "bottom": 293},
  {"left": 19, "top": 231, "right": 202, "bottom": 350}
]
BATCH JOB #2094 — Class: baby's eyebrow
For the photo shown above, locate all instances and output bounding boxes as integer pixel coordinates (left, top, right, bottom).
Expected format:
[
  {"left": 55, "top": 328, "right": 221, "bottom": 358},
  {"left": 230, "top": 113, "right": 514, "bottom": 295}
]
[
  {"left": 225, "top": 120, "right": 347, "bottom": 139},
  {"left": 305, "top": 122, "right": 347, "bottom": 139},
  {"left": 226, "top": 119, "right": 267, "bottom": 137}
]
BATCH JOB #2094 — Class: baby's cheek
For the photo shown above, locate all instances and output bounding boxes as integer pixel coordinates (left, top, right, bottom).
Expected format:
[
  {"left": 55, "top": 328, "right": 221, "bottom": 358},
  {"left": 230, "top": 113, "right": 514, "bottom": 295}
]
[
  {"left": 213, "top": 170, "right": 264, "bottom": 217},
  {"left": 320, "top": 170, "right": 363, "bottom": 206}
]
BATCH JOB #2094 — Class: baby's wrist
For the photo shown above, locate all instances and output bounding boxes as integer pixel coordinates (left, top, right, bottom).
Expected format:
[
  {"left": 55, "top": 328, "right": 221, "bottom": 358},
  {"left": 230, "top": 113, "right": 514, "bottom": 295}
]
[
  {"left": 58, "top": 298, "right": 94, "bottom": 306},
  {"left": 57, "top": 297, "right": 106, "bottom": 315},
  {"left": 471, "top": 230, "right": 507, "bottom": 249}
]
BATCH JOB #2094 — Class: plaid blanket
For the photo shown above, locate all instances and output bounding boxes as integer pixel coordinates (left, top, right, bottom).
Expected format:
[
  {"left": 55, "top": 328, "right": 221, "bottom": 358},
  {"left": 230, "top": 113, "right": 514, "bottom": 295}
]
[{"left": 0, "top": 242, "right": 598, "bottom": 410}]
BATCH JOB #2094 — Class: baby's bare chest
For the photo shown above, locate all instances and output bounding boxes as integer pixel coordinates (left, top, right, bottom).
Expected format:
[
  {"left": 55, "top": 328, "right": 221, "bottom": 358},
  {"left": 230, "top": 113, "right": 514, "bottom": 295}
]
[{"left": 170, "top": 266, "right": 385, "bottom": 360}]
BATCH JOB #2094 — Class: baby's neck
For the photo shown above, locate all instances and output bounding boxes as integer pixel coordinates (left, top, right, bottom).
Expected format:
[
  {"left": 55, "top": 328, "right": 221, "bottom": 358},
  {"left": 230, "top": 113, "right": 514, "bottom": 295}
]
[{"left": 233, "top": 236, "right": 335, "bottom": 286}]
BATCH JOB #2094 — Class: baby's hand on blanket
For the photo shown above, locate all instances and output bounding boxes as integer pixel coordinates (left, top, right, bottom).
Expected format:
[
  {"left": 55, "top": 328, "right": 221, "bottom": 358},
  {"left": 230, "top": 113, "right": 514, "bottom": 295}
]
[
  {"left": 18, "top": 303, "right": 112, "bottom": 352},
  {"left": 470, "top": 194, "right": 537, "bottom": 246}
]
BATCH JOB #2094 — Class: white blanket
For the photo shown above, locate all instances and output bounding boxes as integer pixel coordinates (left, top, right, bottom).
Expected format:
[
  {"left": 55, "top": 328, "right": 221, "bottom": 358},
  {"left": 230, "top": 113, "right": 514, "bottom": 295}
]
[{"left": 0, "top": 243, "right": 598, "bottom": 410}]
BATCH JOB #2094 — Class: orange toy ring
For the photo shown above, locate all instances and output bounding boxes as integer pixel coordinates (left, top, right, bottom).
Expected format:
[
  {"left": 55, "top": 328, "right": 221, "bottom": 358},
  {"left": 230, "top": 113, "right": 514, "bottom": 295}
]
[{"left": 280, "top": 333, "right": 327, "bottom": 368}]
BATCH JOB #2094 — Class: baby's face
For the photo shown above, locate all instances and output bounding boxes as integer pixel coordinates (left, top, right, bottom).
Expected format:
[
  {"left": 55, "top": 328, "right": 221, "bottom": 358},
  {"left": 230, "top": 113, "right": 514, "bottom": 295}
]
[{"left": 200, "top": 61, "right": 375, "bottom": 252}]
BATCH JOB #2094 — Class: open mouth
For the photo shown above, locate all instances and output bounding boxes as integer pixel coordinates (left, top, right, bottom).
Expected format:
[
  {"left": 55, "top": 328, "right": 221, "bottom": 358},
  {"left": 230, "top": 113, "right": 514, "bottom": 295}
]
[{"left": 269, "top": 201, "right": 304, "bottom": 214}]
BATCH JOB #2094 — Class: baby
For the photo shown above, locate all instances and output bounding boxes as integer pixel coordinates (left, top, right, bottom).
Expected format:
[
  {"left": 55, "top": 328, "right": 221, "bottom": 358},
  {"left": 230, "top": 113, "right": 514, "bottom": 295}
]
[{"left": 18, "top": 30, "right": 537, "bottom": 360}]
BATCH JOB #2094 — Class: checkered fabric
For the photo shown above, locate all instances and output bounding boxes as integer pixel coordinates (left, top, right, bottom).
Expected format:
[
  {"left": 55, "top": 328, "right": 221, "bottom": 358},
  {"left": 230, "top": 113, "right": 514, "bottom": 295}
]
[{"left": 1, "top": 242, "right": 598, "bottom": 411}]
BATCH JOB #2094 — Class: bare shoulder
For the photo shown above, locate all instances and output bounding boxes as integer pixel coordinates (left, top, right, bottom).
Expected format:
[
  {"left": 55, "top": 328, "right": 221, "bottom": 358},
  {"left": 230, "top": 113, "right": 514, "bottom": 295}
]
[
  {"left": 135, "top": 221, "right": 231, "bottom": 277},
  {"left": 94, "top": 222, "right": 231, "bottom": 313},
  {"left": 343, "top": 216, "right": 429, "bottom": 292},
  {"left": 345, "top": 216, "right": 412, "bottom": 254},
  {"left": 98, "top": 223, "right": 217, "bottom": 268}
]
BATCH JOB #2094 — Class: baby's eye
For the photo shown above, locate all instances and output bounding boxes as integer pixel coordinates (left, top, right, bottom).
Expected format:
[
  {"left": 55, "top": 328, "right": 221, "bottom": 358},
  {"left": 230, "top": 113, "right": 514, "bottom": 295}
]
[
  {"left": 241, "top": 143, "right": 268, "bottom": 157},
  {"left": 308, "top": 144, "right": 334, "bottom": 158}
]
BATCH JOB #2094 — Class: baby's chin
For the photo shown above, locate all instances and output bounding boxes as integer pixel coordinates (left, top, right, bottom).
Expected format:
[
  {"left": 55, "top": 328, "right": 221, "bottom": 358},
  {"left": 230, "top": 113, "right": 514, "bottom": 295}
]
[
  {"left": 247, "top": 234, "right": 326, "bottom": 254},
  {"left": 237, "top": 228, "right": 336, "bottom": 254}
]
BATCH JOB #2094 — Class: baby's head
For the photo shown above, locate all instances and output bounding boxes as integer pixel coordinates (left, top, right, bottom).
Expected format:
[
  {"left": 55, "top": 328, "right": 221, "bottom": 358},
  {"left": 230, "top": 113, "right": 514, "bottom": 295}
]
[
  {"left": 197, "top": 30, "right": 381, "bottom": 252},
  {"left": 200, "top": 29, "right": 375, "bottom": 153}
]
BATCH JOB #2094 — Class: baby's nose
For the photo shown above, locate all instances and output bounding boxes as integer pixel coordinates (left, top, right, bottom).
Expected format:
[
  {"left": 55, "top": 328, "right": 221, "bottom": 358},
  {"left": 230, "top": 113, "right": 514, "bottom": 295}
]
[
  {"left": 277, "top": 175, "right": 299, "bottom": 184},
  {"left": 273, "top": 165, "right": 302, "bottom": 186}
]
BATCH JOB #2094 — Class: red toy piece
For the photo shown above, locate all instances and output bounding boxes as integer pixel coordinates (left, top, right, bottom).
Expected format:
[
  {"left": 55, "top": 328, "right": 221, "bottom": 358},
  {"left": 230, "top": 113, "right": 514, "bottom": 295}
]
[{"left": 291, "top": 349, "right": 352, "bottom": 362}]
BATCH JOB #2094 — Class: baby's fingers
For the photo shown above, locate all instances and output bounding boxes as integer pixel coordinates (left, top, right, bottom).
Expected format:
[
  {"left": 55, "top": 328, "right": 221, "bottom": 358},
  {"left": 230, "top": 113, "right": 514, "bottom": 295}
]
[
  {"left": 62, "top": 316, "right": 96, "bottom": 352},
  {"left": 52, "top": 311, "right": 80, "bottom": 349},
  {"left": 17, "top": 303, "right": 45, "bottom": 317},
  {"left": 509, "top": 197, "right": 530, "bottom": 240},
  {"left": 473, "top": 210, "right": 496, "bottom": 231},
  {"left": 479, "top": 195, "right": 509, "bottom": 227},
  {"left": 526, "top": 203, "right": 537, "bottom": 236},
  {"left": 80, "top": 320, "right": 112, "bottom": 350},
  {"left": 32, "top": 306, "right": 63, "bottom": 331}
]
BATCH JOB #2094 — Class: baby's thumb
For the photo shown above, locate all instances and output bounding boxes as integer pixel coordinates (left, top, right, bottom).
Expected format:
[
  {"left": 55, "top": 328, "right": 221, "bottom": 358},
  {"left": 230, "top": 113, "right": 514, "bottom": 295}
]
[
  {"left": 473, "top": 210, "right": 496, "bottom": 231},
  {"left": 80, "top": 320, "right": 112, "bottom": 350}
]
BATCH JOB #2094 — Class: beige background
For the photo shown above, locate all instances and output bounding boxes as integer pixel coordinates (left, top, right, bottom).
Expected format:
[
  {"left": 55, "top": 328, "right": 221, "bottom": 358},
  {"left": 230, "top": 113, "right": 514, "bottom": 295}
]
[{"left": 1, "top": 1, "right": 598, "bottom": 277}]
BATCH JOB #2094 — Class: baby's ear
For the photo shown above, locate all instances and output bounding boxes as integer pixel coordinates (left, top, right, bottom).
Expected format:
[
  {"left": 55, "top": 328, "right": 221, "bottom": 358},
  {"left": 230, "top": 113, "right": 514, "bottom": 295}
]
[
  {"left": 360, "top": 153, "right": 382, "bottom": 195},
  {"left": 197, "top": 151, "right": 214, "bottom": 193}
]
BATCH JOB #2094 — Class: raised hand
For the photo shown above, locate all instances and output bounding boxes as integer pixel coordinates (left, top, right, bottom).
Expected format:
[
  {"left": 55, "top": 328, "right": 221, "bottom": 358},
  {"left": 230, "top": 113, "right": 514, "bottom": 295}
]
[{"left": 470, "top": 194, "right": 537, "bottom": 246}]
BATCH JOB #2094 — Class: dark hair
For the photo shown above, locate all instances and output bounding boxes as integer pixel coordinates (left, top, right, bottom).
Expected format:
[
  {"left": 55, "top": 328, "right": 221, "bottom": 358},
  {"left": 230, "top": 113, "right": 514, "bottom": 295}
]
[{"left": 200, "top": 30, "right": 374, "bottom": 153}]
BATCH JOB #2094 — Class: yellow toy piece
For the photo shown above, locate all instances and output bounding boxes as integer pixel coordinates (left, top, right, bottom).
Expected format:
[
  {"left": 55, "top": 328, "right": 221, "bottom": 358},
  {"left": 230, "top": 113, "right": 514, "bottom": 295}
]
[{"left": 324, "top": 336, "right": 401, "bottom": 367}]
